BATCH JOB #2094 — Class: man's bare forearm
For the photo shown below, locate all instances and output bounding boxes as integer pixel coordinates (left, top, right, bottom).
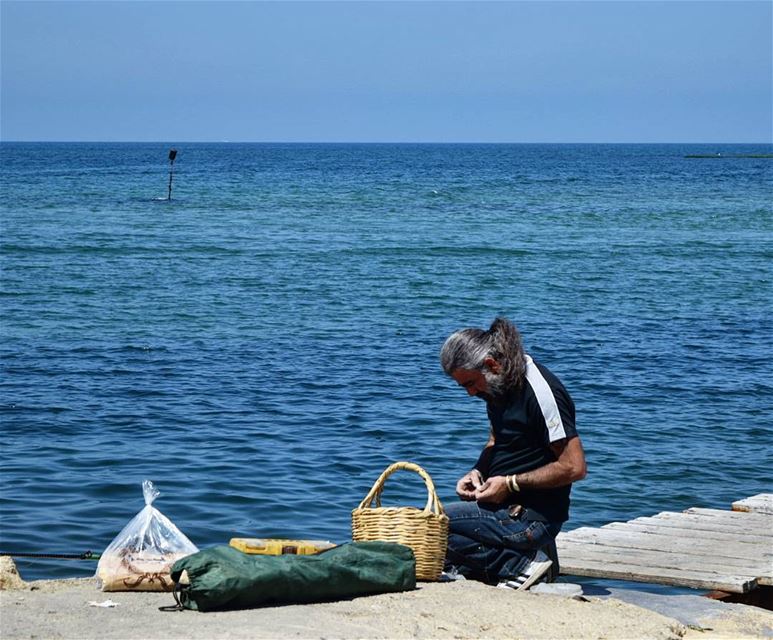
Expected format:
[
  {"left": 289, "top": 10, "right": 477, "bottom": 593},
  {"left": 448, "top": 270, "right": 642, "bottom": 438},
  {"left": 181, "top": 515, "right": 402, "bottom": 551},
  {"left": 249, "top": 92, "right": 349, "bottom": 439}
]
[
  {"left": 473, "top": 444, "right": 494, "bottom": 476},
  {"left": 515, "top": 461, "right": 577, "bottom": 489},
  {"left": 473, "top": 427, "right": 496, "bottom": 476},
  {"left": 515, "top": 436, "right": 587, "bottom": 489}
]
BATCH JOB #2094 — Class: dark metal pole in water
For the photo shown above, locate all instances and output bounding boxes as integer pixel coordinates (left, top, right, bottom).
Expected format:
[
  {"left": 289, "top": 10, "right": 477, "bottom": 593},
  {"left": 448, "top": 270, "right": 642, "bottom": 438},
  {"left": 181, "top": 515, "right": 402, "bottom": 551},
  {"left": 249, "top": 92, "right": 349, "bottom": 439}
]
[{"left": 167, "top": 148, "right": 178, "bottom": 200}]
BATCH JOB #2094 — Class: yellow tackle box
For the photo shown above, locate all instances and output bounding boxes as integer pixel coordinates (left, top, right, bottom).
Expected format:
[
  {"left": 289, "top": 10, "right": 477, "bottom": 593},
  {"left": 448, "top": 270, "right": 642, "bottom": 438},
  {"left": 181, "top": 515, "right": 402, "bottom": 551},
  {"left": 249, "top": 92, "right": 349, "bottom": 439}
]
[{"left": 229, "top": 538, "right": 337, "bottom": 556}]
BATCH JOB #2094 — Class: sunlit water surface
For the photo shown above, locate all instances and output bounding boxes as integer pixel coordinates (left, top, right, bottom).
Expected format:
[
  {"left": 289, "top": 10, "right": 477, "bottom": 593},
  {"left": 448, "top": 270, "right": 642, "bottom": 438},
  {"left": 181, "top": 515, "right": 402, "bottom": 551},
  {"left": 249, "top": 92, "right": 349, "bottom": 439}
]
[{"left": 1, "top": 142, "right": 771, "bottom": 580}]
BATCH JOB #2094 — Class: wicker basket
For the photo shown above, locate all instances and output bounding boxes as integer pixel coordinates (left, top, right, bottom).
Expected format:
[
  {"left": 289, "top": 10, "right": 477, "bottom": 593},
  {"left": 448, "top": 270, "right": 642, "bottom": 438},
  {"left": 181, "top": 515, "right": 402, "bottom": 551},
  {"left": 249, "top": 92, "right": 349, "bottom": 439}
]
[{"left": 351, "top": 461, "right": 449, "bottom": 581}]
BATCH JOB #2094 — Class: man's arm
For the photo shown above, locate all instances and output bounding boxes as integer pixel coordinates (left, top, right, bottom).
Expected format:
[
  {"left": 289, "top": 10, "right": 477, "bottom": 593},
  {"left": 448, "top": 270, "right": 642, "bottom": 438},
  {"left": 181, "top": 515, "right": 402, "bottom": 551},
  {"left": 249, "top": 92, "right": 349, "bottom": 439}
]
[
  {"left": 456, "top": 427, "right": 495, "bottom": 500},
  {"left": 472, "top": 426, "right": 495, "bottom": 476},
  {"left": 517, "top": 435, "right": 587, "bottom": 489},
  {"left": 474, "top": 435, "right": 586, "bottom": 502}
]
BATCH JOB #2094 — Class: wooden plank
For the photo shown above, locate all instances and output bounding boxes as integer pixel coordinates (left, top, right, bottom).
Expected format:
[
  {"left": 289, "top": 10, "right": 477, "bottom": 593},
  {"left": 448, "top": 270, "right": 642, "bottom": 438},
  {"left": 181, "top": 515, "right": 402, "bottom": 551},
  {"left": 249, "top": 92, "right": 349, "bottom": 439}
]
[
  {"left": 684, "top": 507, "right": 773, "bottom": 527},
  {"left": 619, "top": 514, "right": 772, "bottom": 539},
  {"left": 558, "top": 544, "right": 758, "bottom": 581},
  {"left": 601, "top": 521, "right": 771, "bottom": 545},
  {"left": 556, "top": 541, "right": 767, "bottom": 578},
  {"left": 558, "top": 527, "right": 771, "bottom": 562},
  {"left": 732, "top": 494, "right": 773, "bottom": 515},
  {"left": 556, "top": 555, "right": 756, "bottom": 593},
  {"left": 557, "top": 549, "right": 762, "bottom": 587},
  {"left": 554, "top": 497, "right": 772, "bottom": 593},
  {"left": 653, "top": 510, "right": 770, "bottom": 528}
]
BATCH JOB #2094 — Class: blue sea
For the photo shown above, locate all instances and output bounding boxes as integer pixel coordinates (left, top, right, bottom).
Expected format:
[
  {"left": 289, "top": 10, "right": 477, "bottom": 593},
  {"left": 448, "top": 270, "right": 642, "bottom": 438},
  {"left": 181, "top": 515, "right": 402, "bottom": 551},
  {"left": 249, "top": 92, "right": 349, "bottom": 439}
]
[{"left": 1, "top": 142, "right": 771, "bottom": 582}]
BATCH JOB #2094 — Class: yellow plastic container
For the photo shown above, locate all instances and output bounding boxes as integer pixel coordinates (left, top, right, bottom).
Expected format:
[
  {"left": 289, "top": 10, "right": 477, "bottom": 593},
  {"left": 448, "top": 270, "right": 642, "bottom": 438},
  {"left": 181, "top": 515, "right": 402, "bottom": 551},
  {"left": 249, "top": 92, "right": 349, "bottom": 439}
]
[{"left": 229, "top": 538, "right": 337, "bottom": 556}]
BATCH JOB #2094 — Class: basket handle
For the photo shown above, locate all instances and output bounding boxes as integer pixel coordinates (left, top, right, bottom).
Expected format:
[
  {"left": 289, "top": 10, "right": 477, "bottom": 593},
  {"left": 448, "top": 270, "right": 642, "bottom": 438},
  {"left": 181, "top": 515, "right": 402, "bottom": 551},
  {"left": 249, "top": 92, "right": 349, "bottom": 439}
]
[{"left": 356, "top": 461, "right": 445, "bottom": 516}]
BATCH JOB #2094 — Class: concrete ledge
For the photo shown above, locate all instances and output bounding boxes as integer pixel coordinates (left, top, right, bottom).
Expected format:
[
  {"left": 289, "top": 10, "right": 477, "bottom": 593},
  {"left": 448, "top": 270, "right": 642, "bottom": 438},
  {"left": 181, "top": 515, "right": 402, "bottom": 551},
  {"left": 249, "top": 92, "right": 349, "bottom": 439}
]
[{"left": 2, "top": 558, "right": 770, "bottom": 639}]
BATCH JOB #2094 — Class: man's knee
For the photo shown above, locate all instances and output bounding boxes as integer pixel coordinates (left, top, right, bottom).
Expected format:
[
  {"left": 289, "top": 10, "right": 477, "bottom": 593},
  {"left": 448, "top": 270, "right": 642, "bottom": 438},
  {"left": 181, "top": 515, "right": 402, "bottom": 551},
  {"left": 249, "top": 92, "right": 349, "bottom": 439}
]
[{"left": 444, "top": 500, "right": 484, "bottom": 525}]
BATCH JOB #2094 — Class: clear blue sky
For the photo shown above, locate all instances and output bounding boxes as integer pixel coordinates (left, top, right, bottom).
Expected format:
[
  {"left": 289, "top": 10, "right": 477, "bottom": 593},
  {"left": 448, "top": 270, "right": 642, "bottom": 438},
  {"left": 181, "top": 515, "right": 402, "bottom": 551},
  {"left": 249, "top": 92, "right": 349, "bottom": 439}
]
[{"left": 1, "top": 1, "right": 771, "bottom": 142}]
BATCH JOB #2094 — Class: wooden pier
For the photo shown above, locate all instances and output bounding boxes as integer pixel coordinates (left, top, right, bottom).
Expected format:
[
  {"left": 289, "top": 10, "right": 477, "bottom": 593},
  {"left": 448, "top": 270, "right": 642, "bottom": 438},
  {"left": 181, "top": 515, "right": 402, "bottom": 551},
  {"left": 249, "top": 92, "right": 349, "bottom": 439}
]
[{"left": 556, "top": 493, "right": 773, "bottom": 594}]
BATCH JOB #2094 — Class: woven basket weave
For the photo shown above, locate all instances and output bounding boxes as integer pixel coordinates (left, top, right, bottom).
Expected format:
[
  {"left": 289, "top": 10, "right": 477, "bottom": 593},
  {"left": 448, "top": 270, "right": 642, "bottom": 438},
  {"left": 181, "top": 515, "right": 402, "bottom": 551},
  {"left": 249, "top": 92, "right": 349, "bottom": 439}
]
[{"left": 351, "top": 461, "right": 449, "bottom": 581}]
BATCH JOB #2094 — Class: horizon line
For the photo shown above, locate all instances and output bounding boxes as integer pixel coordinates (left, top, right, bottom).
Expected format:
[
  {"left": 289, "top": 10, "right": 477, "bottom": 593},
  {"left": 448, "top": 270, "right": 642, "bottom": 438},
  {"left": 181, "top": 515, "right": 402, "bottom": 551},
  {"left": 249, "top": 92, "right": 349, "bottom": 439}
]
[{"left": 2, "top": 140, "right": 771, "bottom": 145}]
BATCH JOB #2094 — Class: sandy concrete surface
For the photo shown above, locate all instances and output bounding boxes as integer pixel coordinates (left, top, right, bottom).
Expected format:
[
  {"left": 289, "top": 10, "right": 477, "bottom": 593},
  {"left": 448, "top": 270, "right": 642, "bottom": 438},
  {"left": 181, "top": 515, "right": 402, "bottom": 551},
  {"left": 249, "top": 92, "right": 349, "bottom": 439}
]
[
  {"left": 2, "top": 577, "right": 690, "bottom": 640},
  {"left": 604, "top": 588, "right": 773, "bottom": 639},
  {"left": 1, "top": 558, "right": 771, "bottom": 640}
]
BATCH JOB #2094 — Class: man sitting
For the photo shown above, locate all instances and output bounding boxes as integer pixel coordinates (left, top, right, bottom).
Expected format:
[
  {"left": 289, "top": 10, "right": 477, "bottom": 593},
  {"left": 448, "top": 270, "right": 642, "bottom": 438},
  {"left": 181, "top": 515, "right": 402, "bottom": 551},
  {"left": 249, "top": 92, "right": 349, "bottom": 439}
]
[{"left": 440, "top": 317, "right": 587, "bottom": 590}]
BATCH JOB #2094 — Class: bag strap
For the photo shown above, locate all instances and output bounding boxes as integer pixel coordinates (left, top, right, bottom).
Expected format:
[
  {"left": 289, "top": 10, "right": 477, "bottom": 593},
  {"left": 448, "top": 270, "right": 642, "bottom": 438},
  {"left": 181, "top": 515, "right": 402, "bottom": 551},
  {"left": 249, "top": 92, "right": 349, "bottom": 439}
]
[
  {"left": 356, "top": 461, "right": 445, "bottom": 516},
  {"left": 158, "top": 582, "right": 186, "bottom": 612}
]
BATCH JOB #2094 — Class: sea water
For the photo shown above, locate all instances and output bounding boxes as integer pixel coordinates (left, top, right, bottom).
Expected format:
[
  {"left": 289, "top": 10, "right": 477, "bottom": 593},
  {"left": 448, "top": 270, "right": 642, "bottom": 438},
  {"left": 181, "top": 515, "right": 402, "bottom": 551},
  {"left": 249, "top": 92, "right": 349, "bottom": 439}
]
[{"left": 1, "top": 142, "right": 771, "bottom": 580}]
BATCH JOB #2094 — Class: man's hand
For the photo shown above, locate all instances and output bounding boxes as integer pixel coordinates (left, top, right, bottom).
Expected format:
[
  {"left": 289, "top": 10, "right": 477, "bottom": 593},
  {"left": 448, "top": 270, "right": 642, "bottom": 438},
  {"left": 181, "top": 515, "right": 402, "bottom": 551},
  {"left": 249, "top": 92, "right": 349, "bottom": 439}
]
[
  {"left": 474, "top": 476, "right": 510, "bottom": 503},
  {"left": 456, "top": 469, "right": 484, "bottom": 500}
]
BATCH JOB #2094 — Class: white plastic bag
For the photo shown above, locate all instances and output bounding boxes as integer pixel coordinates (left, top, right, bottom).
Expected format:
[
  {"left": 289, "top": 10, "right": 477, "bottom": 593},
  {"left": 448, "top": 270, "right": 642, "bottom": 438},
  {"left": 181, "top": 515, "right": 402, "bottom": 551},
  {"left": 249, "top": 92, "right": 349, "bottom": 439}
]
[{"left": 96, "top": 480, "right": 199, "bottom": 592}]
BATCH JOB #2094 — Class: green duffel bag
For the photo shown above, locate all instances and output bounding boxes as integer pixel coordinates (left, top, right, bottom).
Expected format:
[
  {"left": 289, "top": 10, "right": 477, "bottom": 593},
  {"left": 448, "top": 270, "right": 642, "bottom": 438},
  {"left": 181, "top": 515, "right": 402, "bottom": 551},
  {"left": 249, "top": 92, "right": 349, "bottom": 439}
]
[{"left": 169, "top": 541, "right": 416, "bottom": 611}]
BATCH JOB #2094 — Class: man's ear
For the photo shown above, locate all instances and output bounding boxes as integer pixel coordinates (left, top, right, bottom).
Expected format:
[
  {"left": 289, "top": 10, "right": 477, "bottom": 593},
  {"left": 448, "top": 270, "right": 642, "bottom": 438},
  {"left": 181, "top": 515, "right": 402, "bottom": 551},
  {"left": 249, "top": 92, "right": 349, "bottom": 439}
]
[{"left": 483, "top": 357, "right": 501, "bottom": 374}]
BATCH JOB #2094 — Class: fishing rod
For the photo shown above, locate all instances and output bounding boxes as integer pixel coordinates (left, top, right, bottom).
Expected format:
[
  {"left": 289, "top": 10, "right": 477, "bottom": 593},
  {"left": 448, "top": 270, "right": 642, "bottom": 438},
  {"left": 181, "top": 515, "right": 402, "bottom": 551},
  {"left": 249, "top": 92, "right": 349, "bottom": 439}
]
[{"left": 0, "top": 551, "right": 101, "bottom": 561}]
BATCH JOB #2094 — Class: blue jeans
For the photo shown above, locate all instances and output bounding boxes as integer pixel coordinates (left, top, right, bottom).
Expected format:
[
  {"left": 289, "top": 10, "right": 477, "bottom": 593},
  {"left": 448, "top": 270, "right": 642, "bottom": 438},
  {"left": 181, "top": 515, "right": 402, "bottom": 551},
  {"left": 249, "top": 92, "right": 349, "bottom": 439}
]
[{"left": 444, "top": 501, "right": 562, "bottom": 584}]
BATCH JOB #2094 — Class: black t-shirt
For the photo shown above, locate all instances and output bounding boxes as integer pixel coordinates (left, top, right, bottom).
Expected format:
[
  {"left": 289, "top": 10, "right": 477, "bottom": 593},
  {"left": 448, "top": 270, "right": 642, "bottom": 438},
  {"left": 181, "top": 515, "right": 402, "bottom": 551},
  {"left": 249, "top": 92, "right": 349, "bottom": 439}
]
[{"left": 479, "top": 355, "right": 578, "bottom": 523}]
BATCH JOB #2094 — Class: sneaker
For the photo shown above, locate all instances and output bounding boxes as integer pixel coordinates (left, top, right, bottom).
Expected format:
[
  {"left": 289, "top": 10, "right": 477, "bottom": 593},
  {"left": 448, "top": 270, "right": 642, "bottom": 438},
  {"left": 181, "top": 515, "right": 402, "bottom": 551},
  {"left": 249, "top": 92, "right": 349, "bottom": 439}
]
[
  {"left": 440, "top": 567, "right": 467, "bottom": 582},
  {"left": 496, "top": 550, "right": 553, "bottom": 591}
]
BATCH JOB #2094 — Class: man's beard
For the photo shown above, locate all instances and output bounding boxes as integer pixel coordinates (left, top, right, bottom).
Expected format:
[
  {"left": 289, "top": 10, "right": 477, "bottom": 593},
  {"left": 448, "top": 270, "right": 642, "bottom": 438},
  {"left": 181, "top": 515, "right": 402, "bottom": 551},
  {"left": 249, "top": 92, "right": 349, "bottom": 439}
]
[{"left": 480, "top": 370, "right": 508, "bottom": 404}]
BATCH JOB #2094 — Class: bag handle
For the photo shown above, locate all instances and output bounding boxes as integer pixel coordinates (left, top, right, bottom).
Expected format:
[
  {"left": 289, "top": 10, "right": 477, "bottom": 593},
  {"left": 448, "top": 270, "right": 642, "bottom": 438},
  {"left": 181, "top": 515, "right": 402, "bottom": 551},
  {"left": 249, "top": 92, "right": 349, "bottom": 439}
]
[{"left": 356, "top": 461, "right": 445, "bottom": 516}]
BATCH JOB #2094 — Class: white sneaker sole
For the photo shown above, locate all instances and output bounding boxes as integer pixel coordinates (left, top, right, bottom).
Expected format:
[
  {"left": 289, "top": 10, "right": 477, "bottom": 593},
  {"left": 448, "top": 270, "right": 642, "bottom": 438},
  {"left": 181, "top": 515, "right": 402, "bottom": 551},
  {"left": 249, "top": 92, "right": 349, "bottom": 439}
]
[{"left": 497, "top": 559, "right": 553, "bottom": 591}]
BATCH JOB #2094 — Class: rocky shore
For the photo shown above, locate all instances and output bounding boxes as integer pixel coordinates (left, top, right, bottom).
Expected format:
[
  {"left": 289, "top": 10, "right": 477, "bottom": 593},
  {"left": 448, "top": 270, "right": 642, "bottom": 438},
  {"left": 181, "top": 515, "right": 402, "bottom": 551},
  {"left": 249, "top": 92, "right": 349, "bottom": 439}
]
[{"left": 1, "top": 557, "right": 771, "bottom": 639}]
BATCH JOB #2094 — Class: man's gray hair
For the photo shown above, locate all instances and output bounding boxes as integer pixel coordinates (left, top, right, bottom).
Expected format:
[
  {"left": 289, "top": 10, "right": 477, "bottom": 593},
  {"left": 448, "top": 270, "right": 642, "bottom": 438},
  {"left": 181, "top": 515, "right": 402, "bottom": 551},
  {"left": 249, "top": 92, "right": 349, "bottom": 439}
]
[{"left": 440, "top": 317, "right": 527, "bottom": 393}]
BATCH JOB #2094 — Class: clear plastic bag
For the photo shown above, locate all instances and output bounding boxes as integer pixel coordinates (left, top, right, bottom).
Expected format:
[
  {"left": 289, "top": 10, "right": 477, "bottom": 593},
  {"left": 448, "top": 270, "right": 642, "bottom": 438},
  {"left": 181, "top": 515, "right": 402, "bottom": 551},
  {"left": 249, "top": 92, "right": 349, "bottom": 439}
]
[{"left": 96, "top": 480, "right": 199, "bottom": 592}]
